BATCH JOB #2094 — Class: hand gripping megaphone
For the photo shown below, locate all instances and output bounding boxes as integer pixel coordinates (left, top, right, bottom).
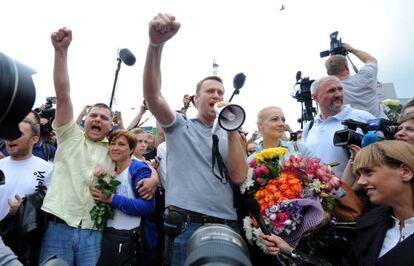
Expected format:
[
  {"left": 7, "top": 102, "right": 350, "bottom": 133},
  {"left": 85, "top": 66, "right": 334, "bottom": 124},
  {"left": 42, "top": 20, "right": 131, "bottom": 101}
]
[{"left": 212, "top": 104, "right": 246, "bottom": 134}]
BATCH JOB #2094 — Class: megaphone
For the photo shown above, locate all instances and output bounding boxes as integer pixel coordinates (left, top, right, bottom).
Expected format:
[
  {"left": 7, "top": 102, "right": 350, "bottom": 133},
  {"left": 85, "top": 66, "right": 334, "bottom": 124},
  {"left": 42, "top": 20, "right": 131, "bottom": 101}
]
[{"left": 212, "top": 104, "right": 246, "bottom": 134}]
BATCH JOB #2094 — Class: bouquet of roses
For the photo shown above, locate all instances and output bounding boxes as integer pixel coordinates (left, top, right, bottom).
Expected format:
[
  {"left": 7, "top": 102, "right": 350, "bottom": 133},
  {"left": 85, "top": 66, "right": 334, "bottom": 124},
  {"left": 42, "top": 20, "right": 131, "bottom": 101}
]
[
  {"left": 90, "top": 166, "right": 120, "bottom": 230},
  {"left": 241, "top": 147, "right": 342, "bottom": 251}
]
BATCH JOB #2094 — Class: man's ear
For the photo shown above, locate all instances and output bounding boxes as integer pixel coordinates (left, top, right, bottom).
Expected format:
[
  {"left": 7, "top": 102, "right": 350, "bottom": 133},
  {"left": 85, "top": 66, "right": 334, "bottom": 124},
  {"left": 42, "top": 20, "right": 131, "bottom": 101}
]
[
  {"left": 193, "top": 94, "right": 200, "bottom": 108},
  {"left": 31, "top": 135, "right": 39, "bottom": 145},
  {"left": 400, "top": 163, "right": 414, "bottom": 182}
]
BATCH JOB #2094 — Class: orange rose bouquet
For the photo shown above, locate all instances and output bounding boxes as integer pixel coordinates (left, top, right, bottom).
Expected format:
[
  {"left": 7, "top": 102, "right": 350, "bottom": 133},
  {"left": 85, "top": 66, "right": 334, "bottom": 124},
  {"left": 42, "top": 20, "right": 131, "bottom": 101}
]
[{"left": 241, "top": 148, "right": 342, "bottom": 251}]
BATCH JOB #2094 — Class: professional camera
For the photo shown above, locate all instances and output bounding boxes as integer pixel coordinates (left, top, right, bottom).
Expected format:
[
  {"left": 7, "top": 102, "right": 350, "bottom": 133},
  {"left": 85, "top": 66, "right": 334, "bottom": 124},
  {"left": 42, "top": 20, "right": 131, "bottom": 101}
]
[
  {"left": 320, "top": 31, "right": 348, "bottom": 58},
  {"left": 184, "top": 224, "right": 252, "bottom": 266},
  {"left": 366, "top": 118, "right": 399, "bottom": 139},
  {"left": 34, "top": 96, "right": 57, "bottom": 136},
  {"left": 0, "top": 51, "right": 36, "bottom": 139},
  {"left": 333, "top": 118, "right": 398, "bottom": 147},
  {"left": 292, "top": 71, "right": 317, "bottom": 127},
  {"left": 333, "top": 120, "right": 364, "bottom": 147}
]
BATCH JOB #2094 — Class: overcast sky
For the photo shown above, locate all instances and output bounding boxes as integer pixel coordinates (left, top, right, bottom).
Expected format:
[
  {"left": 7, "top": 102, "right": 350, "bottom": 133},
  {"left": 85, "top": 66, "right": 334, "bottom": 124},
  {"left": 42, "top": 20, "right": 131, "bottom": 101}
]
[{"left": 1, "top": 0, "right": 413, "bottom": 134}]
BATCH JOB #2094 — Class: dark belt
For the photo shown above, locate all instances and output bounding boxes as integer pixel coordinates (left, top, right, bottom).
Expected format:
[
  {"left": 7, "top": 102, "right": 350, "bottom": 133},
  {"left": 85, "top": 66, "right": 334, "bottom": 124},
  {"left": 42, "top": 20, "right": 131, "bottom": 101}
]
[
  {"left": 47, "top": 213, "right": 67, "bottom": 225},
  {"left": 169, "top": 206, "right": 227, "bottom": 224}
]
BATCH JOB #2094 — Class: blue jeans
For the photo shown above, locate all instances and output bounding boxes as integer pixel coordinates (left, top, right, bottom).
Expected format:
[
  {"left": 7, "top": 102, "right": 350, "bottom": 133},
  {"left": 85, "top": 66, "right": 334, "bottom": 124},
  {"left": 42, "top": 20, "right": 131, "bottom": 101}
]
[
  {"left": 169, "top": 220, "right": 240, "bottom": 266},
  {"left": 39, "top": 222, "right": 102, "bottom": 266}
]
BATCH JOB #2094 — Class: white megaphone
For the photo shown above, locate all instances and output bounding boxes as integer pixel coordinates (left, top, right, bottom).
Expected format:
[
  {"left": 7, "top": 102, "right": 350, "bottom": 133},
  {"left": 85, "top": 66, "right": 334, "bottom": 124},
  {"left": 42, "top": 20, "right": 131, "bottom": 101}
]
[{"left": 212, "top": 104, "right": 246, "bottom": 134}]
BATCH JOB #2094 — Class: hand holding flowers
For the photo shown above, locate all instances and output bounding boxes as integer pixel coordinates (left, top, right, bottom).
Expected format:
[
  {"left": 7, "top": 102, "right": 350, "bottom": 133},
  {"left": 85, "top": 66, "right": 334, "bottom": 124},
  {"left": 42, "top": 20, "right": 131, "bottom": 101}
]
[
  {"left": 89, "top": 166, "right": 120, "bottom": 230},
  {"left": 242, "top": 147, "right": 342, "bottom": 251}
]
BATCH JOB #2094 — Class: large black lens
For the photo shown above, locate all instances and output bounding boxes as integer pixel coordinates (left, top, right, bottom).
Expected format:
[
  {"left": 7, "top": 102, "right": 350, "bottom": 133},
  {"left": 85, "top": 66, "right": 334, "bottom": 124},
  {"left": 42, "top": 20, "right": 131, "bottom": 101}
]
[
  {"left": 333, "top": 129, "right": 363, "bottom": 147},
  {"left": 185, "top": 224, "right": 251, "bottom": 266},
  {"left": 0, "top": 52, "right": 36, "bottom": 139}
]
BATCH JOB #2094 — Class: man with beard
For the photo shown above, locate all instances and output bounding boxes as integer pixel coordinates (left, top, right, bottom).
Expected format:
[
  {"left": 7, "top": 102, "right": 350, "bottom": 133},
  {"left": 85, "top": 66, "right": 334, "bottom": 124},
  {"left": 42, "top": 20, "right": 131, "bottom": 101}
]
[
  {"left": 0, "top": 119, "right": 52, "bottom": 221},
  {"left": 302, "top": 76, "right": 375, "bottom": 178},
  {"left": 39, "top": 27, "right": 158, "bottom": 266}
]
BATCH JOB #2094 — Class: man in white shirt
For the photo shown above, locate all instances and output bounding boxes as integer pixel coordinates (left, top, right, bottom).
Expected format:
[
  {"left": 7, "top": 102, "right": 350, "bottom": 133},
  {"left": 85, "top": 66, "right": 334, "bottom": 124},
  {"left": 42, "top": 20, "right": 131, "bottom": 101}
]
[
  {"left": 0, "top": 119, "right": 52, "bottom": 220},
  {"left": 303, "top": 76, "right": 375, "bottom": 178}
]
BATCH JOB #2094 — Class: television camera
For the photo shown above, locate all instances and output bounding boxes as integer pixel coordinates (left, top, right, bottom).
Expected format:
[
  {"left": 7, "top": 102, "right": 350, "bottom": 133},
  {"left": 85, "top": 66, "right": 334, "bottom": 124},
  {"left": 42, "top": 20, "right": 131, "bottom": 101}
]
[
  {"left": 34, "top": 96, "right": 57, "bottom": 136},
  {"left": 292, "top": 71, "right": 317, "bottom": 128},
  {"left": 320, "top": 31, "right": 348, "bottom": 58},
  {"left": 333, "top": 118, "right": 399, "bottom": 147},
  {"left": 320, "top": 31, "right": 359, "bottom": 74}
]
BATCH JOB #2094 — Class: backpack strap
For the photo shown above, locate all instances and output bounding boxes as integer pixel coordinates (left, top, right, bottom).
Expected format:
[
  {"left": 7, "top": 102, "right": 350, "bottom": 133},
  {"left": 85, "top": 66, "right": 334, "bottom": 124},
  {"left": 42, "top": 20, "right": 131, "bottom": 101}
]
[{"left": 41, "top": 143, "right": 51, "bottom": 161}]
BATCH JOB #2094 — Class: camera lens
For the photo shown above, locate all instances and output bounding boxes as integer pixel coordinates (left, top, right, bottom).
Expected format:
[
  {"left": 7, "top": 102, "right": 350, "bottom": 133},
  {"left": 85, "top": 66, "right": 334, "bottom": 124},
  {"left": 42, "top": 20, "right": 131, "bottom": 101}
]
[
  {"left": 185, "top": 224, "right": 251, "bottom": 266},
  {"left": 0, "top": 52, "right": 36, "bottom": 139}
]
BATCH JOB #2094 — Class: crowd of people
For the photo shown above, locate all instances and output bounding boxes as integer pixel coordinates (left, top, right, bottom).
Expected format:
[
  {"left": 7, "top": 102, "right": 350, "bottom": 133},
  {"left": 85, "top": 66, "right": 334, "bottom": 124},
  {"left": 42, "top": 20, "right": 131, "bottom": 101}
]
[{"left": 1, "top": 12, "right": 414, "bottom": 266}]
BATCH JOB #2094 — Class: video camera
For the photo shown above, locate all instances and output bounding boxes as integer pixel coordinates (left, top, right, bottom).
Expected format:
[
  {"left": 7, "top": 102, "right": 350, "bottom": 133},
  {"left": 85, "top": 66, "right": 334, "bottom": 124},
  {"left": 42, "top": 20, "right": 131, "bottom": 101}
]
[
  {"left": 35, "top": 96, "right": 56, "bottom": 136},
  {"left": 292, "top": 71, "right": 317, "bottom": 127},
  {"left": 320, "top": 31, "right": 348, "bottom": 58},
  {"left": 333, "top": 118, "right": 398, "bottom": 147}
]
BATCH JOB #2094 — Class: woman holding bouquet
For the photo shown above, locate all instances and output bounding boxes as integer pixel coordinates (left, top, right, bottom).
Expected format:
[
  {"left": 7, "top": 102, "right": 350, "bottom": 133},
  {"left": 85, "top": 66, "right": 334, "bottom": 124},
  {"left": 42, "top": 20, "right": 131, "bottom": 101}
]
[
  {"left": 344, "top": 140, "right": 414, "bottom": 265},
  {"left": 248, "top": 106, "right": 316, "bottom": 161},
  {"left": 90, "top": 130, "right": 156, "bottom": 266},
  {"left": 245, "top": 106, "right": 329, "bottom": 265}
]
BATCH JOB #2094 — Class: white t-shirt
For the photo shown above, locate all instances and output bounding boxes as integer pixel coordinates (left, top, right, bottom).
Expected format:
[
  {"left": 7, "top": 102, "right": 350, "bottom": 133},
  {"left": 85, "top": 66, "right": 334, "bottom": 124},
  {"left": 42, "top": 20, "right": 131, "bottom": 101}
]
[
  {"left": 0, "top": 156, "right": 53, "bottom": 220},
  {"left": 106, "top": 168, "right": 141, "bottom": 230},
  {"left": 156, "top": 141, "right": 167, "bottom": 188}
]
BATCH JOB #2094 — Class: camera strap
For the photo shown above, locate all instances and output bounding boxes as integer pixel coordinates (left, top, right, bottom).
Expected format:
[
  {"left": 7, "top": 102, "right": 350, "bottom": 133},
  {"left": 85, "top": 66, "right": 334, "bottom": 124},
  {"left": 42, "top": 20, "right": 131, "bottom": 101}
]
[{"left": 211, "top": 134, "right": 229, "bottom": 184}]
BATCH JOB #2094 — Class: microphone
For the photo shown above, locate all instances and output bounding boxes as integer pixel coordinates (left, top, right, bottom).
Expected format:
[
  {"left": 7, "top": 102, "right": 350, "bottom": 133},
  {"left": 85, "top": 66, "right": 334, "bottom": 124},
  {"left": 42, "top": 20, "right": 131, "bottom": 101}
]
[
  {"left": 119, "top": 48, "right": 136, "bottom": 66},
  {"left": 244, "top": 197, "right": 271, "bottom": 235},
  {"left": 295, "top": 71, "right": 302, "bottom": 82},
  {"left": 244, "top": 197, "right": 299, "bottom": 260},
  {"left": 361, "top": 131, "right": 379, "bottom": 147},
  {"left": 163, "top": 211, "right": 184, "bottom": 266},
  {"left": 233, "top": 73, "right": 246, "bottom": 90}
]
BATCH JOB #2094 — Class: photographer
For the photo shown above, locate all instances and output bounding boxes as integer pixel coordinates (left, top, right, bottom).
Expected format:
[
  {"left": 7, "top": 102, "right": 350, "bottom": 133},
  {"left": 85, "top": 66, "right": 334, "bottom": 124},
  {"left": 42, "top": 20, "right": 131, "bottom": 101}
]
[
  {"left": 325, "top": 43, "right": 387, "bottom": 119},
  {"left": 0, "top": 111, "right": 56, "bottom": 162}
]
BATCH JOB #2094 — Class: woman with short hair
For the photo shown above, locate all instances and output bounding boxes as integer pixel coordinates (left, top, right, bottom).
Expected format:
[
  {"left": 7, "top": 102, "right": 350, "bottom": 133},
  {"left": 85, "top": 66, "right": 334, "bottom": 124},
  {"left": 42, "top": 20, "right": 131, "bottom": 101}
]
[{"left": 344, "top": 140, "right": 414, "bottom": 265}]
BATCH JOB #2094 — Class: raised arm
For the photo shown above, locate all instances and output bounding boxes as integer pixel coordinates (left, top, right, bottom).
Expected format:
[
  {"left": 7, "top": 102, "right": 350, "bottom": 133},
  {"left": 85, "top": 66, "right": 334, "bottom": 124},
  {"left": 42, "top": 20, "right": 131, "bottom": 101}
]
[
  {"left": 126, "top": 103, "right": 147, "bottom": 130},
  {"left": 51, "top": 28, "right": 74, "bottom": 127},
  {"left": 143, "top": 13, "right": 180, "bottom": 125},
  {"left": 343, "top": 43, "right": 377, "bottom": 65}
]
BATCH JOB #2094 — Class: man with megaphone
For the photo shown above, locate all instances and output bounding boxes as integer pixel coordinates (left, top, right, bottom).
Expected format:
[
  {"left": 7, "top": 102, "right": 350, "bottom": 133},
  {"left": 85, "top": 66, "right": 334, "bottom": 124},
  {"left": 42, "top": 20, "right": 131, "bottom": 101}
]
[{"left": 143, "top": 13, "right": 248, "bottom": 266}]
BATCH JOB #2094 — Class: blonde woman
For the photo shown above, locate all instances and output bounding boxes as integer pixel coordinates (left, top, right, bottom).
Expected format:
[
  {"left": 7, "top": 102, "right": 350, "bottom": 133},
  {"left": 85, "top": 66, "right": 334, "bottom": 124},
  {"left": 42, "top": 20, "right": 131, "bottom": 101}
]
[
  {"left": 248, "top": 106, "right": 316, "bottom": 161},
  {"left": 344, "top": 140, "right": 414, "bottom": 265}
]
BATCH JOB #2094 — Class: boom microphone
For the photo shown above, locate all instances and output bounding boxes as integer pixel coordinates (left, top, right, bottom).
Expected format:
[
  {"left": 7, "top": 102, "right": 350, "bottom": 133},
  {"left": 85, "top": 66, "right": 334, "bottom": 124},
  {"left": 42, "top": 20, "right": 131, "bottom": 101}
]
[
  {"left": 119, "top": 48, "right": 136, "bottom": 66},
  {"left": 233, "top": 72, "right": 246, "bottom": 90}
]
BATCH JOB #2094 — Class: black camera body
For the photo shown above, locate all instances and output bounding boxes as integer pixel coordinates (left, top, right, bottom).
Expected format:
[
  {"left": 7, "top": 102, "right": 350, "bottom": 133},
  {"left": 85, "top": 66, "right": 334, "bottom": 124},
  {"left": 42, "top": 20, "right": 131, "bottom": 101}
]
[
  {"left": 292, "top": 71, "right": 316, "bottom": 125},
  {"left": 320, "top": 31, "right": 348, "bottom": 58},
  {"left": 333, "top": 118, "right": 397, "bottom": 147},
  {"left": 35, "top": 96, "right": 57, "bottom": 135}
]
